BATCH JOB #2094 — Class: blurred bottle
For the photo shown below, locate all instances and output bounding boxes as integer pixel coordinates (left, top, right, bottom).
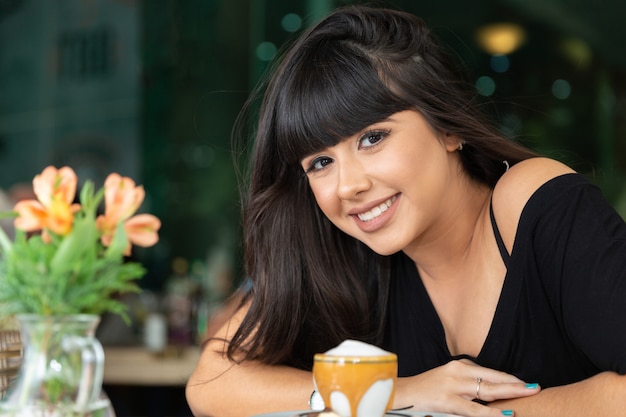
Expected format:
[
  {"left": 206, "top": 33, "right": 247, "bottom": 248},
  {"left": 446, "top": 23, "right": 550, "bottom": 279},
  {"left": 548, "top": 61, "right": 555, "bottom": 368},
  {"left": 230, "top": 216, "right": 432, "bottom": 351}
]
[
  {"left": 164, "top": 257, "right": 200, "bottom": 348},
  {"left": 144, "top": 312, "right": 167, "bottom": 353}
]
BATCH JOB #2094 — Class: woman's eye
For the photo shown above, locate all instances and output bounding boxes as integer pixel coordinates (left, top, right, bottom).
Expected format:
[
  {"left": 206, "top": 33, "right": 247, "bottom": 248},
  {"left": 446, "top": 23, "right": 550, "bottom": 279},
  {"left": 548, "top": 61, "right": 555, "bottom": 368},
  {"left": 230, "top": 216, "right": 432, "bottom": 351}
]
[
  {"left": 359, "top": 130, "right": 389, "bottom": 149},
  {"left": 305, "top": 156, "right": 333, "bottom": 173}
]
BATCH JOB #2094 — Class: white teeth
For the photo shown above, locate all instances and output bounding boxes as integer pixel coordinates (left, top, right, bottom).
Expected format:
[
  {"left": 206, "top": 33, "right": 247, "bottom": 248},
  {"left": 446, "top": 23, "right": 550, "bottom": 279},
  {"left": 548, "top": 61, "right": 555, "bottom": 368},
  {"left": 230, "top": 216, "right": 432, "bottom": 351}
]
[{"left": 357, "top": 196, "right": 396, "bottom": 222}]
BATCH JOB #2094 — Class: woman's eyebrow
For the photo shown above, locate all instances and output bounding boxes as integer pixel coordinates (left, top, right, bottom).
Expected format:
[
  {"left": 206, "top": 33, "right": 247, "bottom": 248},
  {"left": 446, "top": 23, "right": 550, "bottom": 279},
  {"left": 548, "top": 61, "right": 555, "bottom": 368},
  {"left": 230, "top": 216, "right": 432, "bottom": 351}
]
[{"left": 358, "top": 116, "right": 397, "bottom": 133}]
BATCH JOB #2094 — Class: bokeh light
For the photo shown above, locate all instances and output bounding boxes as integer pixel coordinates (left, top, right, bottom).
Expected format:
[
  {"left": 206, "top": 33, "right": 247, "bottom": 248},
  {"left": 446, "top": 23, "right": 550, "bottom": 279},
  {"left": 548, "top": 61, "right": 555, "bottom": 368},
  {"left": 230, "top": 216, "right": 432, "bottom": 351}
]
[
  {"left": 256, "top": 41, "right": 277, "bottom": 61},
  {"left": 281, "top": 13, "right": 302, "bottom": 32},
  {"left": 552, "top": 79, "right": 572, "bottom": 100},
  {"left": 490, "top": 54, "right": 510, "bottom": 73},
  {"left": 559, "top": 37, "right": 592, "bottom": 69},
  {"left": 476, "top": 76, "right": 496, "bottom": 96},
  {"left": 476, "top": 23, "right": 527, "bottom": 55}
]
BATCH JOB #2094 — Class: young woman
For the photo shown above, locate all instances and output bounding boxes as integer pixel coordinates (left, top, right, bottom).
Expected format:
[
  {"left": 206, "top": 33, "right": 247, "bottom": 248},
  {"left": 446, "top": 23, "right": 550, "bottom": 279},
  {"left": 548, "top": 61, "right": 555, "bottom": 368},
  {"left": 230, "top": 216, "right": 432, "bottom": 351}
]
[{"left": 186, "top": 5, "right": 626, "bottom": 417}]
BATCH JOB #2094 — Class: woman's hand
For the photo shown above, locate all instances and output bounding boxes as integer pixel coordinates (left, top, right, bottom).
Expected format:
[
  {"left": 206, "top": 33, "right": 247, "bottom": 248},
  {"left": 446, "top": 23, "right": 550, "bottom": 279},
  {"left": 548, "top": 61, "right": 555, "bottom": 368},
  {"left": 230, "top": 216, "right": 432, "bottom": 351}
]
[{"left": 394, "top": 359, "right": 540, "bottom": 417}]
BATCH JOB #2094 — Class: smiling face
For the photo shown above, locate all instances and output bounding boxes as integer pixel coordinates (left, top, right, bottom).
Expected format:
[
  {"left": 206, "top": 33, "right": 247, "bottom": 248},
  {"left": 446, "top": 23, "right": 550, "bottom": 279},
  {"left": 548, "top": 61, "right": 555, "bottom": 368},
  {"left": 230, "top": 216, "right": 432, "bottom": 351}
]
[{"left": 300, "top": 110, "right": 462, "bottom": 256}]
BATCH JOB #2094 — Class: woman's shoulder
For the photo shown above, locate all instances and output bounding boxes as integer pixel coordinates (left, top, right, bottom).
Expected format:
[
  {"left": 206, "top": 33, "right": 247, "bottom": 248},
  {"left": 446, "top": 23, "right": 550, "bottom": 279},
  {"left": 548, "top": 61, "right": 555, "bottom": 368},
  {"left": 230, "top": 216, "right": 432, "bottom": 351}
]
[
  {"left": 493, "top": 157, "right": 576, "bottom": 207},
  {"left": 491, "top": 157, "right": 576, "bottom": 251}
]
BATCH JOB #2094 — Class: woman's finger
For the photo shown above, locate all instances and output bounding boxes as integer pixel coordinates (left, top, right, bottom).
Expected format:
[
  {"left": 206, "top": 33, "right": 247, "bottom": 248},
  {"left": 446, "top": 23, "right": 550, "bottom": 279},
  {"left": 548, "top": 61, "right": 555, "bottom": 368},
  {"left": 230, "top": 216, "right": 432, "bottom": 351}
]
[
  {"left": 471, "top": 378, "right": 540, "bottom": 402},
  {"left": 437, "top": 394, "right": 516, "bottom": 417}
]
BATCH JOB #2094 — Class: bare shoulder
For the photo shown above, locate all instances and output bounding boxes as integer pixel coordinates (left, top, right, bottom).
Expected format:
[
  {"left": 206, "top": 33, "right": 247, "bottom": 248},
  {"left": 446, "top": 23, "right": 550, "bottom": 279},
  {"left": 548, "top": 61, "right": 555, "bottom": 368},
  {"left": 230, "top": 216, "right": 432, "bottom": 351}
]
[
  {"left": 493, "top": 157, "right": 575, "bottom": 208},
  {"left": 491, "top": 157, "right": 575, "bottom": 251}
]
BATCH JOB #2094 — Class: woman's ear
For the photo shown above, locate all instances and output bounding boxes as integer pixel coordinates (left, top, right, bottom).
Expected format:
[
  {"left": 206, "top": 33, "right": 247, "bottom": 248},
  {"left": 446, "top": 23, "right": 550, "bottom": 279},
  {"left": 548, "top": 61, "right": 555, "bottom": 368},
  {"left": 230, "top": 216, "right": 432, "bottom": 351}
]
[{"left": 442, "top": 132, "right": 464, "bottom": 152}]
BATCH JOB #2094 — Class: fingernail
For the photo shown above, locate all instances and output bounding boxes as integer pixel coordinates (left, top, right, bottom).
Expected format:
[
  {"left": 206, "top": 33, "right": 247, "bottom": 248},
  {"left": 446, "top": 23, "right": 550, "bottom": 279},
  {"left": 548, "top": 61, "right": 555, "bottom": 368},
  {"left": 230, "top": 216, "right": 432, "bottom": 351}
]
[
  {"left": 525, "top": 383, "right": 539, "bottom": 389},
  {"left": 501, "top": 411, "right": 514, "bottom": 416}
]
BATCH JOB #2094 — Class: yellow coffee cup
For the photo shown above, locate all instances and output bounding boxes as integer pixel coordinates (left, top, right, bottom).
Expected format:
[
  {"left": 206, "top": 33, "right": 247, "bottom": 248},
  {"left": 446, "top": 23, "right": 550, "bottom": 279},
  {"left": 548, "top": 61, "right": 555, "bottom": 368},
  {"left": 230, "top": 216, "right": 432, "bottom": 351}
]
[{"left": 313, "top": 340, "right": 397, "bottom": 417}]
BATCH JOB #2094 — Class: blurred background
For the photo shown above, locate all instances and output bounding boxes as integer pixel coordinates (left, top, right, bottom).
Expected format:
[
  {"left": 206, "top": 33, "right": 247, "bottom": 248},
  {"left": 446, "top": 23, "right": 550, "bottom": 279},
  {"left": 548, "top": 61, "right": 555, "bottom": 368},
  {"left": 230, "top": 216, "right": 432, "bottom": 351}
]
[{"left": 0, "top": 0, "right": 625, "bottom": 415}]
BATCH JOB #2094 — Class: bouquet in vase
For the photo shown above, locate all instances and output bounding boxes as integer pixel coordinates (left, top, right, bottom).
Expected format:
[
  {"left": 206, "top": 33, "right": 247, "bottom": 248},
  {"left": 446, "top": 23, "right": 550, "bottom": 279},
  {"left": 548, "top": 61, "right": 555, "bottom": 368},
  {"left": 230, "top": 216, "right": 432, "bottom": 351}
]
[{"left": 0, "top": 165, "right": 161, "bottom": 416}]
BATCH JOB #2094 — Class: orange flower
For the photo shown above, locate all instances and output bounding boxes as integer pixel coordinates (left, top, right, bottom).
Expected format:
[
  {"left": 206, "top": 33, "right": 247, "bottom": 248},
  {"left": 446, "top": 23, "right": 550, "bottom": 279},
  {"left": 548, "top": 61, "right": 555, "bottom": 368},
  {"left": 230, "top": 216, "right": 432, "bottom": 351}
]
[
  {"left": 123, "top": 214, "right": 161, "bottom": 247},
  {"left": 96, "top": 173, "right": 160, "bottom": 255},
  {"left": 14, "top": 166, "right": 80, "bottom": 238}
]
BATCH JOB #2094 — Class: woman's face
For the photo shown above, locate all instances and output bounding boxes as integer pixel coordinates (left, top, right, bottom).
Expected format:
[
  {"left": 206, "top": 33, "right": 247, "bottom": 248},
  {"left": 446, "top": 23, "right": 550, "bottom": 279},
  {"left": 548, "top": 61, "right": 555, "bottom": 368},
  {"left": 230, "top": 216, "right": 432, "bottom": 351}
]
[{"left": 300, "top": 110, "right": 462, "bottom": 256}]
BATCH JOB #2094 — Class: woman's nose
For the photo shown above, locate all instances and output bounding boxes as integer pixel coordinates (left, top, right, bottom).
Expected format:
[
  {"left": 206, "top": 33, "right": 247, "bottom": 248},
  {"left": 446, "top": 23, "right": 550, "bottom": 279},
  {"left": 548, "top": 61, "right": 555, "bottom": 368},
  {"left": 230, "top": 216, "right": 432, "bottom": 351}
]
[{"left": 336, "top": 159, "right": 371, "bottom": 200}]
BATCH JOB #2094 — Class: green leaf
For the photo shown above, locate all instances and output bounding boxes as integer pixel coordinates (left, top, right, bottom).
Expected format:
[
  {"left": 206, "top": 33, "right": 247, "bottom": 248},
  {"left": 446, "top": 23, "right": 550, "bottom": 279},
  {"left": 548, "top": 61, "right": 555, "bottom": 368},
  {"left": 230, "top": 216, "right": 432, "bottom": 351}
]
[
  {"left": 50, "top": 212, "right": 98, "bottom": 274},
  {"left": 104, "top": 221, "right": 129, "bottom": 259},
  {"left": 0, "top": 210, "right": 17, "bottom": 219},
  {"left": 0, "top": 224, "right": 12, "bottom": 254}
]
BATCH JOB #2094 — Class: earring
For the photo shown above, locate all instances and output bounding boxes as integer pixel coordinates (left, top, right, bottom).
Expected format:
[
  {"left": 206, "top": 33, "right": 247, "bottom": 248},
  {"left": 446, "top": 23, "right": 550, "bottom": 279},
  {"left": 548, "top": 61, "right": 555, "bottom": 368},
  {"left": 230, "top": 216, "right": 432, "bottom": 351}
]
[{"left": 458, "top": 142, "right": 464, "bottom": 151}]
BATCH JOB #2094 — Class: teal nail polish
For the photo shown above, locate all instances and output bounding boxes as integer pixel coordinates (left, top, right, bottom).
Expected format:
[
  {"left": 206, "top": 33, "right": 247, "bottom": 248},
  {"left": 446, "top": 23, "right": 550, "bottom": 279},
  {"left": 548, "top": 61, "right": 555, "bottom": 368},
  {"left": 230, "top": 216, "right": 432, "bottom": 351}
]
[
  {"left": 501, "top": 411, "right": 514, "bottom": 416},
  {"left": 525, "top": 383, "right": 539, "bottom": 389}
]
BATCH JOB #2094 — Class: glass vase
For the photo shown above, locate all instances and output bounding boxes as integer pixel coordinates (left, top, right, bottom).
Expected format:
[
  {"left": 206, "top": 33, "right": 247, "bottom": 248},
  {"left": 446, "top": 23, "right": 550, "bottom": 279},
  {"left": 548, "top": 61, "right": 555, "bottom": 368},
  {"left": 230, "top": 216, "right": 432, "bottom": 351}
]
[{"left": 0, "top": 314, "right": 114, "bottom": 417}]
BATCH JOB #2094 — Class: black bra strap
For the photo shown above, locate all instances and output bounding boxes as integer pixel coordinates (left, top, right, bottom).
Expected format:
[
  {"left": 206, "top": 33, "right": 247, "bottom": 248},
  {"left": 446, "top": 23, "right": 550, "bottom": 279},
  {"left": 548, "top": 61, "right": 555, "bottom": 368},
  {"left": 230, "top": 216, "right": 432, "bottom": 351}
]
[{"left": 489, "top": 199, "right": 511, "bottom": 267}]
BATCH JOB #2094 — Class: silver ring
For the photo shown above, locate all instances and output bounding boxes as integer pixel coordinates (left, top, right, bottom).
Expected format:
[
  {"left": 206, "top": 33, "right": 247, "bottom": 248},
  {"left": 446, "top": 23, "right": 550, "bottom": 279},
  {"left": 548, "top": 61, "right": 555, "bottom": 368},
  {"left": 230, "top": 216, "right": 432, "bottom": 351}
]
[{"left": 475, "top": 377, "right": 482, "bottom": 400}]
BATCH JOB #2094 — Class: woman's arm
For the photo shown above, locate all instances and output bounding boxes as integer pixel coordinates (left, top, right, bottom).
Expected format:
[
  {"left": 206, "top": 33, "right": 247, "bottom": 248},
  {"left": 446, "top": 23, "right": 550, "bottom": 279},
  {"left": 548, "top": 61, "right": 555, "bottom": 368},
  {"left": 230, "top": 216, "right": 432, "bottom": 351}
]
[
  {"left": 491, "top": 372, "right": 626, "bottom": 417},
  {"left": 491, "top": 158, "right": 626, "bottom": 415},
  {"left": 186, "top": 303, "right": 314, "bottom": 417},
  {"left": 187, "top": 347, "right": 539, "bottom": 417},
  {"left": 187, "top": 303, "right": 540, "bottom": 417}
]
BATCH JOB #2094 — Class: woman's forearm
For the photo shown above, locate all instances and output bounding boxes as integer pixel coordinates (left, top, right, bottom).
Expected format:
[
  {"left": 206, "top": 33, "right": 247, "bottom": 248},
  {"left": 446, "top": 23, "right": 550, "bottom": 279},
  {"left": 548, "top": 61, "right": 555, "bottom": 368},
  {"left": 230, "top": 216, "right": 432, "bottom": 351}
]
[
  {"left": 186, "top": 302, "right": 316, "bottom": 417},
  {"left": 186, "top": 342, "right": 314, "bottom": 417},
  {"left": 491, "top": 372, "right": 626, "bottom": 417}
]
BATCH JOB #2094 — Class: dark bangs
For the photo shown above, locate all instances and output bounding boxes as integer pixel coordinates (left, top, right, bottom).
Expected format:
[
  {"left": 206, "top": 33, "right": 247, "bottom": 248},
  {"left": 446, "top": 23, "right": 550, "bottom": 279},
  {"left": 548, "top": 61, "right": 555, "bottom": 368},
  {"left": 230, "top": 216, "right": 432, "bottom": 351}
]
[{"left": 273, "top": 40, "right": 412, "bottom": 165}]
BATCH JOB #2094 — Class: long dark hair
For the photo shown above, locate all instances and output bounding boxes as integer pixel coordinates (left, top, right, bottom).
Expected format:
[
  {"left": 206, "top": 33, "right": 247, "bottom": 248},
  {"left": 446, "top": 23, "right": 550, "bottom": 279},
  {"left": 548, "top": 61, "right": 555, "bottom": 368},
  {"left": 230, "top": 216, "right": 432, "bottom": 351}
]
[{"left": 227, "top": 5, "right": 537, "bottom": 370}]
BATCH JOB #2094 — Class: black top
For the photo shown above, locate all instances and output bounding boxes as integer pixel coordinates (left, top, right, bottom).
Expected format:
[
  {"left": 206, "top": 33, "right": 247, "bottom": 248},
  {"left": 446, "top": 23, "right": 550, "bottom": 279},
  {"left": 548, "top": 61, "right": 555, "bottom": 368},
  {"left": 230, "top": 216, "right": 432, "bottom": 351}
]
[{"left": 383, "top": 173, "right": 626, "bottom": 388}]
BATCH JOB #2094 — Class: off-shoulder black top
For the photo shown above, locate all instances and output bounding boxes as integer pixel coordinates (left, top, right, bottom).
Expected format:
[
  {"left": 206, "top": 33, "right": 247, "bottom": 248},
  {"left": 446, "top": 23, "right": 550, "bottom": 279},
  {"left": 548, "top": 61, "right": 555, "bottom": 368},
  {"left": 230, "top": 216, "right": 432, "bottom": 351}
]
[{"left": 384, "top": 173, "right": 626, "bottom": 388}]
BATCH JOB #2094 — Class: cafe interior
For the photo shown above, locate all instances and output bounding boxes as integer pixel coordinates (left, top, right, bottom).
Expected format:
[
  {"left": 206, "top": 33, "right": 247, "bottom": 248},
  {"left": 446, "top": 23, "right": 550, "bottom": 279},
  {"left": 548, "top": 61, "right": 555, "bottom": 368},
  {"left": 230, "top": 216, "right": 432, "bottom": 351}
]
[{"left": 0, "top": 0, "right": 624, "bottom": 415}]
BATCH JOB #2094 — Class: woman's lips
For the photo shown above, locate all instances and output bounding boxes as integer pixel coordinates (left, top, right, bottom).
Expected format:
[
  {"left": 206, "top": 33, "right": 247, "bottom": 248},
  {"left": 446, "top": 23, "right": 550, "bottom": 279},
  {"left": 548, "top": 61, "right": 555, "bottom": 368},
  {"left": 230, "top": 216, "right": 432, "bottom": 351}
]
[
  {"left": 357, "top": 195, "right": 398, "bottom": 222},
  {"left": 351, "top": 194, "right": 400, "bottom": 232}
]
